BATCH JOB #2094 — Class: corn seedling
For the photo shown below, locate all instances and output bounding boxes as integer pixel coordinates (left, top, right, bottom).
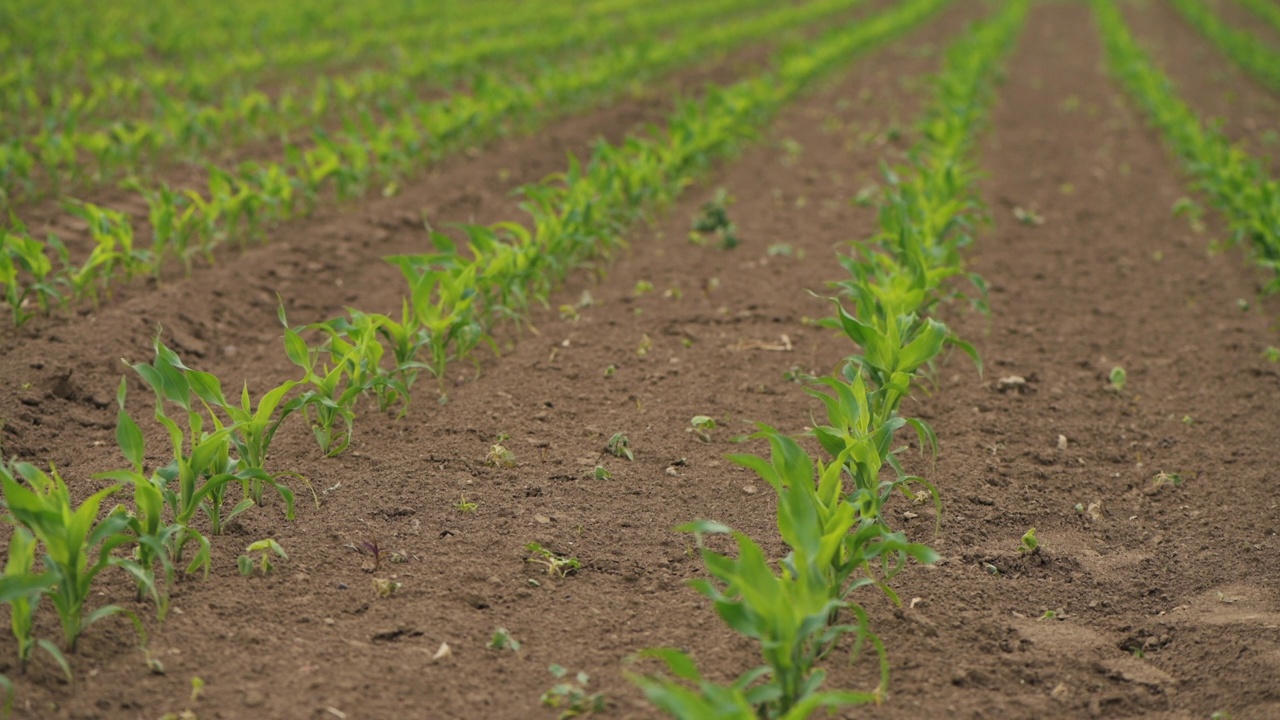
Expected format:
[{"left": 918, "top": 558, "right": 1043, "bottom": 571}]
[
  {"left": 1018, "top": 528, "right": 1039, "bottom": 554},
  {"left": 1, "top": 463, "right": 147, "bottom": 653},
  {"left": 455, "top": 495, "right": 478, "bottom": 513},
  {"left": 674, "top": 518, "right": 886, "bottom": 715},
  {"left": 280, "top": 308, "right": 377, "bottom": 456},
  {"left": 316, "top": 309, "right": 423, "bottom": 416},
  {"left": 1108, "top": 366, "right": 1126, "bottom": 392},
  {"left": 1, "top": 218, "right": 66, "bottom": 326},
  {"left": 1, "top": 525, "right": 69, "bottom": 680},
  {"left": 237, "top": 539, "right": 286, "bottom": 576},
  {"left": 485, "top": 444, "right": 516, "bottom": 468},
  {"left": 606, "top": 432, "right": 634, "bottom": 461},
  {"left": 691, "top": 189, "right": 739, "bottom": 249},
  {"left": 525, "top": 542, "right": 581, "bottom": 578},
  {"left": 372, "top": 577, "right": 401, "bottom": 597},
  {"left": 541, "top": 665, "right": 606, "bottom": 718},
  {"left": 100, "top": 380, "right": 178, "bottom": 616},
  {"left": 629, "top": 647, "right": 877, "bottom": 720},
  {"left": 115, "top": 340, "right": 297, "bottom": 576},
  {"left": 729, "top": 427, "right": 938, "bottom": 606},
  {"left": 689, "top": 416, "right": 716, "bottom": 442},
  {"left": 385, "top": 251, "right": 491, "bottom": 398},
  {"left": 488, "top": 627, "right": 521, "bottom": 652}
]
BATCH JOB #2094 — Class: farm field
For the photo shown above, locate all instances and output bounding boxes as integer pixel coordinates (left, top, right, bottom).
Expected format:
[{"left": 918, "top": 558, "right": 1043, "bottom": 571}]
[{"left": 2, "top": 0, "right": 1279, "bottom": 718}]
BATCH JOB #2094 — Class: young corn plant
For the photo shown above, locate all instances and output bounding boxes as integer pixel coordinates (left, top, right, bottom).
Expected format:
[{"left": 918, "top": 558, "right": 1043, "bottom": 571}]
[
  {"left": 1, "top": 219, "right": 65, "bottom": 326},
  {"left": 805, "top": 371, "right": 941, "bottom": 529},
  {"left": 104, "top": 378, "right": 179, "bottom": 615},
  {"left": 385, "top": 251, "right": 492, "bottom": 398},
  {"left": 280, "top": 307, "right": 378, "bottom": 456},
  {"left": 655, "top": 516, "right": 885, "bottom": 717},
  {"left": 0, "top": 463, "right": 147, "bottom": 653},
  {"left": 119, "top": 338, "right": 297, "bottom": 574},
  {"left": 237, "top": 539, "right": 287, "bottom": 576},
  {"left": 630, "top": 647, "right": 874, "bottom": 720},
  {"left": 1, "top": 524, "right": 68, "bottom": 680},
  {"left": 64, "top": 200, "right": 153, "bottom": 295},
  {"left": 690, "top": 189, "right": 739, "bottom": 249},
  {"left": 219, "top": 377, "right": 309, "bottom": 505},
  {"left": 730, "top": 426, "right": 938, "bottom": 605},
  {"left": 311, "top": 310, "right": 417, "bottom": 417}
]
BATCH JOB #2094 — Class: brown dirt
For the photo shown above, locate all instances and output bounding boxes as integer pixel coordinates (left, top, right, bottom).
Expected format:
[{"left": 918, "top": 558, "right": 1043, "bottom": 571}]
[{"left": 4, "top": 1, "right": 1280, "bottom": 719}]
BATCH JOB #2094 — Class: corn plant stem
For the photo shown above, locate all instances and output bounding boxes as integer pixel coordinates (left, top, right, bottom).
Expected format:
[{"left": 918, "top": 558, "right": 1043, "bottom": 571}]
[{"left": 1093, "top": 0, "right": 1280, "bottom": 288}]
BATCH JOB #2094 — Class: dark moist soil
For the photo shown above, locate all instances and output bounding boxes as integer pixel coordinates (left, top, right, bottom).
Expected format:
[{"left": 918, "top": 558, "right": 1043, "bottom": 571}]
[{"left": 3, "top": 1, "right": 1279, "bottom": 719}]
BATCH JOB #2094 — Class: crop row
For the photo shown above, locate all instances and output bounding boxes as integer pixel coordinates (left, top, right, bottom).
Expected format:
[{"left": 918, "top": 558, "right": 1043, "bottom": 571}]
[
  {"left": 0, "top": 0, "right": 953, "bottom": 711},
  {"left": 0, "top": 0, "right": 865, "bottom": 328},
  {"left": 2, "top": 0, "right": 755, "bottom": 203},
  {"left": 1169, "top": 0, "right": 1280, "bottom": 93},
  {"left": 1235, "top": 0, "right": 1280, "bottom": 34},
  {"left": 629, "top": 0, "right": 1028, "bottom": 715},
  {"left": 1, "top": 0, "right": 640, "bottom": 123},
  {"left": 1093, "top": 0, "right": 1280, "bottom": 289}
]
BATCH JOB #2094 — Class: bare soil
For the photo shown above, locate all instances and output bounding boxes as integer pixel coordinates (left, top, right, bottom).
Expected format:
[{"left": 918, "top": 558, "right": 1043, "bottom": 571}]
[{"left": 2, "top": 1, "right": 1279, "bottom": 719}]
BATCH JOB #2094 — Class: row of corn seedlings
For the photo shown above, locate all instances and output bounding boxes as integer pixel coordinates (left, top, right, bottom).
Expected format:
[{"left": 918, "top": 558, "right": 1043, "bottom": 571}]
[
  {"left": 1234, "top": 0, "right": 1280, "bottom": 34},
  {"left": 1092, "top": 0, "right": 1280, "bottom": 290},
  {"left": 1168, "top": 0, "right": 1280, "bottom": 93},
  {"left": 0, "top": 0, "right": 868, "bottom": 327},
  {"left": 2, "top": 0, "right": 745, "bottom": 202},
  {"left": 629, "top": 0, "right": 1029, "bottom": 716},
  {"left": 0, "top": 0, "right": 952, "bottom": 705},
  {"left": 1, "top": 0, "right": 633, "bottom": 130}
]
